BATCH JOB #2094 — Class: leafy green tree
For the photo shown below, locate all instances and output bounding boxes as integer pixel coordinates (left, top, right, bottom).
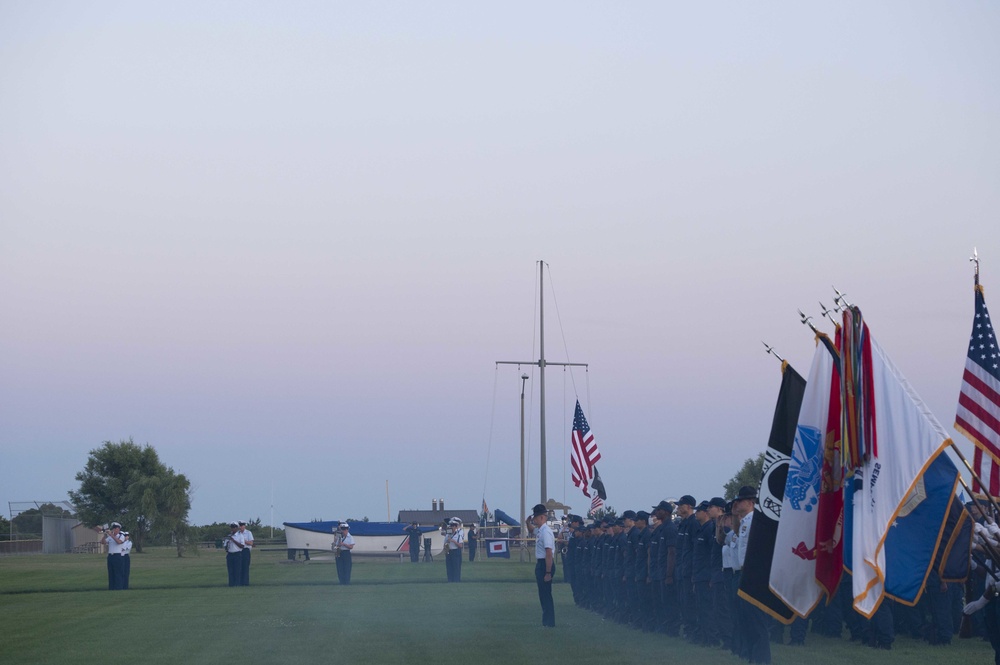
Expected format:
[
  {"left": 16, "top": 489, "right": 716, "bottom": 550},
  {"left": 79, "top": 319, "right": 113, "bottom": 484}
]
[
  {"left": 69, "top": 438, "right": 191, "bottom": 555},
  {"left": 590, "top": 505, "right": 617, "bottom": 522},
  {"left": 723, "top": 452, "right": 765, "bottom": 501},
  {"left": 0, "top": 515, "right": 11, "bottom": 541}
]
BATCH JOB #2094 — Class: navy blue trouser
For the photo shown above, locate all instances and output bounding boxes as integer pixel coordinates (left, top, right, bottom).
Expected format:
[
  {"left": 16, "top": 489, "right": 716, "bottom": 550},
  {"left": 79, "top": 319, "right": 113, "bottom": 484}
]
[{"left": 535, "top": 560, "right": 556, "bottom": 627}]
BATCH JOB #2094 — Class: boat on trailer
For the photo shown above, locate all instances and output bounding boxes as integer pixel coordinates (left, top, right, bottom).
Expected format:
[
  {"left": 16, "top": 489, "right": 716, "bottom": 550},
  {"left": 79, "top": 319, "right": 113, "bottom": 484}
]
[{"left": 283, "top": 520, "right": 444, "bottom": 556}]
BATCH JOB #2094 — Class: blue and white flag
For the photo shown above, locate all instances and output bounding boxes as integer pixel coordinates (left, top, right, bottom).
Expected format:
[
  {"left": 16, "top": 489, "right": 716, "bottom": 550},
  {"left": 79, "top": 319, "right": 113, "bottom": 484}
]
[
  {"left": 851, "top": 335, "right": 953, "bottom": 617},
  {"left": 487, "top": 540, "right": 510, "bottom": 558}
]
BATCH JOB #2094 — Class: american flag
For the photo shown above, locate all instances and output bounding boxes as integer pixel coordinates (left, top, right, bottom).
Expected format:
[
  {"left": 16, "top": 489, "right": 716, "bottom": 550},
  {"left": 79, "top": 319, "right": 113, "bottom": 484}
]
[
  {"left": 571, "top": 400, "right": 602, "bottom": 500},
  {"left": 955, "top": 283, "right": 1000, "bottom": 497}
]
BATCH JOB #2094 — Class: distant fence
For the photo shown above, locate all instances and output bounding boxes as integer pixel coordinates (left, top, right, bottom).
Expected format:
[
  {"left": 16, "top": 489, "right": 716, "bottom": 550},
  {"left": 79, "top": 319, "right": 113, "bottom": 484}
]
[{"left": 0, "top": 540, "right": 43, "bottom": 555}]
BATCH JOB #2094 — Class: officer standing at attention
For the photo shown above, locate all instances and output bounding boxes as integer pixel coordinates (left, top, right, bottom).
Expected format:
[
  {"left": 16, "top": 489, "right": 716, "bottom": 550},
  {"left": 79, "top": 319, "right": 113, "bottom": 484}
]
[
  {"left": 121, "top": 531, "right": 132, "bottom": 590},
  {"left": 103, "top": 522, "right": 126, "bottom": 591},
  {"left": 445, "top": 517, "right": 465, "bottom": 582},
  {"left": 652, "top": 500, "right": 680, "bottom": 636},
  {"left": 733, "top": 485, "right": 771, "bottom": 664},
  {"left": 334, "top": 522, "right": 355, "bottom": 584},
  {"left": 238, "top": 520, "right": 254, "bottom": 586},
  {"left": 531, "top": 503, "right": 556, "bottom": 627},
  {"left": 404, "top": 521, "right": 422, "bottom": 563},
  {"left": 223, "top": 521, "right": 245, "bottom": 587},
  {"left": 675, "top": 495, "right": 699, "bottom": 642},
  {"left": 633, "top": 511, "right": 654, "bottom": 631},
  {"left": 692, "top": 501, "right": 717, "bottom": 646},
  {"left": 467, "top": 523, "right": 478, "bottom": 561}
]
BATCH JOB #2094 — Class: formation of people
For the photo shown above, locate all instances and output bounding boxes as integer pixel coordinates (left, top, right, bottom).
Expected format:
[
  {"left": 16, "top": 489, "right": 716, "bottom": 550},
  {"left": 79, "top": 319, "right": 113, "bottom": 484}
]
[
  {"left": 222, "top": 520, "right": 255, "bottom": 587},
  {"left": 556, "top": 486, "right": 994, "bottom": 663}
]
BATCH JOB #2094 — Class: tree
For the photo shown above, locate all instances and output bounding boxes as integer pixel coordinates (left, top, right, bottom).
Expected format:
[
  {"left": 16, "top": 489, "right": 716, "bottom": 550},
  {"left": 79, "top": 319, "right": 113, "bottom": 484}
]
[
  {"left": 723, "top": 452, "right": 765, "bottom": 500},
  {"left": 590, "top": 505, "right": 618, "bottom": 522},
  {"left": 69, "top": 438, "right": 192, "bottom": 555},
  {"left": 11, "top": 503, "right": 74, "bottom": 538}
]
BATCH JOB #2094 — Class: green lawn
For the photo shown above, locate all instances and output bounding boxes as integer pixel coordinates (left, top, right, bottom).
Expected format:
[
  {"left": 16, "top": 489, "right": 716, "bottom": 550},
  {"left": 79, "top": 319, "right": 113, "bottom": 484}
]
[{"left": 0, "top": 548, "right": 992, "bottom": 665}]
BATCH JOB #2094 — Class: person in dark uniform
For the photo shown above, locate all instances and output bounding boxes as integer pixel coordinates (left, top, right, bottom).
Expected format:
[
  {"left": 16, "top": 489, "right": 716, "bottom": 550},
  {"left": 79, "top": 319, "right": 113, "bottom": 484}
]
[
  {"left": 468, "top": 523, "right": 478, "bottom": 562},
  {"left": 404, "top": 521, "right": 422, "bottom": 563},
  {"left": 238, "top": 520, "right": 254, "bottom": 586},
  {"left": 612, "top": 518, "right": 629, "bottom": 622},
  {"left": 692, "top": 501, "right": 718, "bottom": 646},
  {"left": 334, "top": 522, "right": 355, "bottom": 584},
  {"left": 706, "top": 497, "right": 729, "bottom": 648},
  {"left": 633, "top": 511, "right": 654, "bottom": 631},
  {"left": 652, "top": 500, "right": 679, "bottom": 636},
  {"left": 620, "top": 510, "right": 638, "bottom": 626},
  {"left": 675, "top": 495, "right": 698, "bottom": 642},
  {"left": 121, "top": 531, "right": 132, "bottom": 590}
]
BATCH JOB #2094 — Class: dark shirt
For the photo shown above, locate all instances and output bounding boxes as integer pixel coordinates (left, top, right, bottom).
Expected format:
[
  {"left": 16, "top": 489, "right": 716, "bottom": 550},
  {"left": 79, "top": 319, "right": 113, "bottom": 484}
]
[
  {"left": 624, "top": 526, "right": 639, "bottom": 578},
  {"left": 692, "top": 518, "right": 715, "bottom": 583},
  {"left": 678, "top": 514, "right": 698, "bottom": 580},
  {"left": 634, "top": 526, "right": 652, "bottom": 582}
]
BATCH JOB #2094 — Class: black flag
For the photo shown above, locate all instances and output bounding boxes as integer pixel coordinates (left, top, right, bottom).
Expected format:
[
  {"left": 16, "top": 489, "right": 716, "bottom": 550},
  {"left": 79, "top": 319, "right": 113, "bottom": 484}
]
[
  {"left": 738, "top": 361, "right": 806, "bottom": 623},
  {"left": 591, "top": 466, "right": 607, "bottom": 500}
]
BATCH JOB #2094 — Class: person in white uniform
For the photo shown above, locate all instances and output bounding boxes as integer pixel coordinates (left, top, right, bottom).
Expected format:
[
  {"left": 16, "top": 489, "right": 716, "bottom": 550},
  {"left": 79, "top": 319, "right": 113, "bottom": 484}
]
[
  {"left": 334, "top": 522, "right": 355, "bottom": 584},
  {"left": 238, "top": 520, "right": 254, "bottom": 586},
  {"left": 445, "top": 517, "right": 465, "bottom": 582},
  {"left": 103, "top": 522, "right": 126, "bottom": 590},
  {"left": 223, "top": 521, "right": 245, "bottom": 587},
  {"left": 121, "top": 531, "right": 132, "bottom": 590},
  {"left": 531, "top": 503, "right": 556, "bottom": 627}
]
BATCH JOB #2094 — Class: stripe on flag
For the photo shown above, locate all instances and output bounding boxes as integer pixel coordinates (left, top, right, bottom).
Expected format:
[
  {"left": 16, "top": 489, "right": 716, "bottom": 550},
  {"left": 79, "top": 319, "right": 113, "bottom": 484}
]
[
  {"left": 955, "top": 284, "right": 1000, "bottom": 496},
  {"left": 571, "top": 400, "right": 601, "bottom": 499}
]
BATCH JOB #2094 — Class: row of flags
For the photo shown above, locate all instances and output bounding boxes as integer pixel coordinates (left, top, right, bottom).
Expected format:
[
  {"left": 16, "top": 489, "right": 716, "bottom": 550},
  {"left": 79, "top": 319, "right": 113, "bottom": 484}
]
[{"left": 741, "top": 268, "right": 998, "bottom": 621}]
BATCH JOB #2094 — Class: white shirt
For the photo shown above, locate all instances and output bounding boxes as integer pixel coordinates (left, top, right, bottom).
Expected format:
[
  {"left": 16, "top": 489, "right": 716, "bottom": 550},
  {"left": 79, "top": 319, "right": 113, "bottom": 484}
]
[
  {"left": 225, "top": 531, "right": 245, "bottom": 554},
  {"left": 106, "top": 532, "right": 125, "bottom": 555},
  {"left": 448, "top": 528, "right": 465, "bottom": 550},
  {"left": 241, "top": 529, "right": 254, "bottom": 550},
  {"left": 535, "top": 522, "right": 555, "bottom": 560},
  {"left": 722, "top": 529, "right": 736, "bottom": 570},
  {"left": 737, "top": 511, "right": 753, "bottom": 569},
  {"left": 122, "top": 539, "right": 133, "bottom": 555}
]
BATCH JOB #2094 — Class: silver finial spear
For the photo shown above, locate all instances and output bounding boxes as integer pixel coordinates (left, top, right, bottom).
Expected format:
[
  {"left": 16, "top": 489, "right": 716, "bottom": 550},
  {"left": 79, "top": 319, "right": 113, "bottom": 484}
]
[
  {"left": 832, "top": 287, "right": 852, "bottom": 309},
  {"left": 819, "top": 301, "right": 839, "bottom": 326},
  {"left": 762, "top": 341, "right": 785, "bottom": 363},
  {"left": 798, "top": 309, "right": 820, "bottom": 334}
]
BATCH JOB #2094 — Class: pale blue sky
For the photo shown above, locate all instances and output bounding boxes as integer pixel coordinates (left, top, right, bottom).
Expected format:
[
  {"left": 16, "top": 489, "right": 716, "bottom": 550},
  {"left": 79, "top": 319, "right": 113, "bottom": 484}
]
[{"left": 2, "top": 2, "right": 998, "bottom": 526}]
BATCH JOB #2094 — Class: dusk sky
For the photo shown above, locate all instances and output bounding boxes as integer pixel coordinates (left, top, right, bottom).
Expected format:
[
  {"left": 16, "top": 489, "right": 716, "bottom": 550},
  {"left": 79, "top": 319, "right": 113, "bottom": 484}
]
[{"left": 2, "top": 3, "right": 998, "bottom": 528}]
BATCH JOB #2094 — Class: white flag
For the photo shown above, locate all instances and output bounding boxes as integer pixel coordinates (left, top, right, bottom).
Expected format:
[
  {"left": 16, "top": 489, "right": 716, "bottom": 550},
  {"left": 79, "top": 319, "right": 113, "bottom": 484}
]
[
  {"left": 851, "top": 337, "right": 952, "bottom": 617},
  {"left": 768, "top": 338, "right": 831, "bottom": 617}
]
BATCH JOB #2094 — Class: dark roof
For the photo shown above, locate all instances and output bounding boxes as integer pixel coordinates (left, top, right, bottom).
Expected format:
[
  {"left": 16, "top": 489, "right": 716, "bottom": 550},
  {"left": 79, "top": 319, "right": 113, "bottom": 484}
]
[{"left": 397, "top": 509, "right": 480, "bottom": 525}]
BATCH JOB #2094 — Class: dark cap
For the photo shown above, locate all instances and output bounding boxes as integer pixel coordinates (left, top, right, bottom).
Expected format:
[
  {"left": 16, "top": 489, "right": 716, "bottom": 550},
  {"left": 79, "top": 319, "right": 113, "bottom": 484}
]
[
  {"left": 724, "top": 501, "right": 734, "bottom": 514},
  {"left": 678, "top": 495, "right": 696, "bottom": 507},
  {"left": 621, "top": 510, "right": 637, "bottom": 520},
  {"left": 695, "top": 501, "right": 710, "bottom": 512},
  {"left": 614, "top": 518, "right": 625, "bottom": 527},
  {"left": 531, "top": 503, "right": 548, "bottom": 517},
  {"left": 635, "top": 510, "right": 650, "bottom": 522},
  {"left": 709, "top": 497, "right": 727, "bottom": 509},
  {"left": 568, "top": 514, "right": 583, "bottom": 524},
  {"left": 736, "top": 486, "right": 758, "bottom": 501},
  {"left": 653, "top": 500, "right": 675, "bottom": 514}
]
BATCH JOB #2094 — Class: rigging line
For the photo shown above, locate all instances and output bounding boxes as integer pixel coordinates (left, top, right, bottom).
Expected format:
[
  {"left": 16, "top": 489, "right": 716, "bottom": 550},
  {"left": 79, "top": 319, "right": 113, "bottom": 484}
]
[
  {"left": 563, "top": 366, "right": 568, "bottom": 505},
  {"left": 545, "top": 263, "right": 581, "bottom": 399},
  {"left": 481, "top": 365, "right": 501, "bottom": 503}
]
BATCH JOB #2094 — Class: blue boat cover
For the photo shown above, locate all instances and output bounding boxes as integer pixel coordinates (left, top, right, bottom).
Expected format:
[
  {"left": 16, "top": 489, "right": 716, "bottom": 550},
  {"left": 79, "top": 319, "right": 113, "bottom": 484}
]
[
  {"left": 283, "top": 521, "right": 438, "bottom": 536},
  {"left": 494, "top": 509, "right": 520, "bottom": 527}
]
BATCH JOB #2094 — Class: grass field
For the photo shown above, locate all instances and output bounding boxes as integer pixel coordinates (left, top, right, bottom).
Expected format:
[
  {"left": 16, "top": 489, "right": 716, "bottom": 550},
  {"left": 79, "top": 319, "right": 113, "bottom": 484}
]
[{"left": 0, "top": 548, "right": 993, "bottom": 665}]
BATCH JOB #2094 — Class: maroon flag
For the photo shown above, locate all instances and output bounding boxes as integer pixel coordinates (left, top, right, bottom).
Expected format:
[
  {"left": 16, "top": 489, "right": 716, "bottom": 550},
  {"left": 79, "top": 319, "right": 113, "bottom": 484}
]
[
  {"left": 571, "top": 401, "right": 602, "bottom": 500},
  {"left": 814, "top": 329, "right": 844, "bottom": 599},
  {"left": 955, "top": 282, "right": 1000, "bottom": 496}
]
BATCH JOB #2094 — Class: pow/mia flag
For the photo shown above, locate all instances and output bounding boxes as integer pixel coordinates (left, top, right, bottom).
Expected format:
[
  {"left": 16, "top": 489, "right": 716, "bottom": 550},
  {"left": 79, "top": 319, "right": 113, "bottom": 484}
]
[{"left": 738, "top": 361, "right": 805, "bottom": 623}]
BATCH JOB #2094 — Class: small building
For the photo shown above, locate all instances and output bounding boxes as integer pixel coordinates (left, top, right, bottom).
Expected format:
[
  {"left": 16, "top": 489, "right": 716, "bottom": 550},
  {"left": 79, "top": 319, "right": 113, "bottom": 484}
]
[
  {"left": 71, "top": 523, "right": 104, "bottom": 553},
  {"left": 398, "top": 499, "right": 479, "bottom": 526}
]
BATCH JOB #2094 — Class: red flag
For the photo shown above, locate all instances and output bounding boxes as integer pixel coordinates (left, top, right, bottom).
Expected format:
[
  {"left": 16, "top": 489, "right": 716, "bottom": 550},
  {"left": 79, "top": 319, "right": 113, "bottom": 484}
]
[{"left": 814, "top": 329, "right": 844, "bottom": 598}]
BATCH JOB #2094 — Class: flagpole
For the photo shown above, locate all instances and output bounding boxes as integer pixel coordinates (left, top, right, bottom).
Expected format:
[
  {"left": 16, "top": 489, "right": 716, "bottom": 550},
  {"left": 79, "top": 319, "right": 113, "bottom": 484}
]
[
  {"left": 520, "top": 372, "right": 529, "bottom": 563},
  {"left": 950, "top": 442, "right": 1000, "bottom": 519}
]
